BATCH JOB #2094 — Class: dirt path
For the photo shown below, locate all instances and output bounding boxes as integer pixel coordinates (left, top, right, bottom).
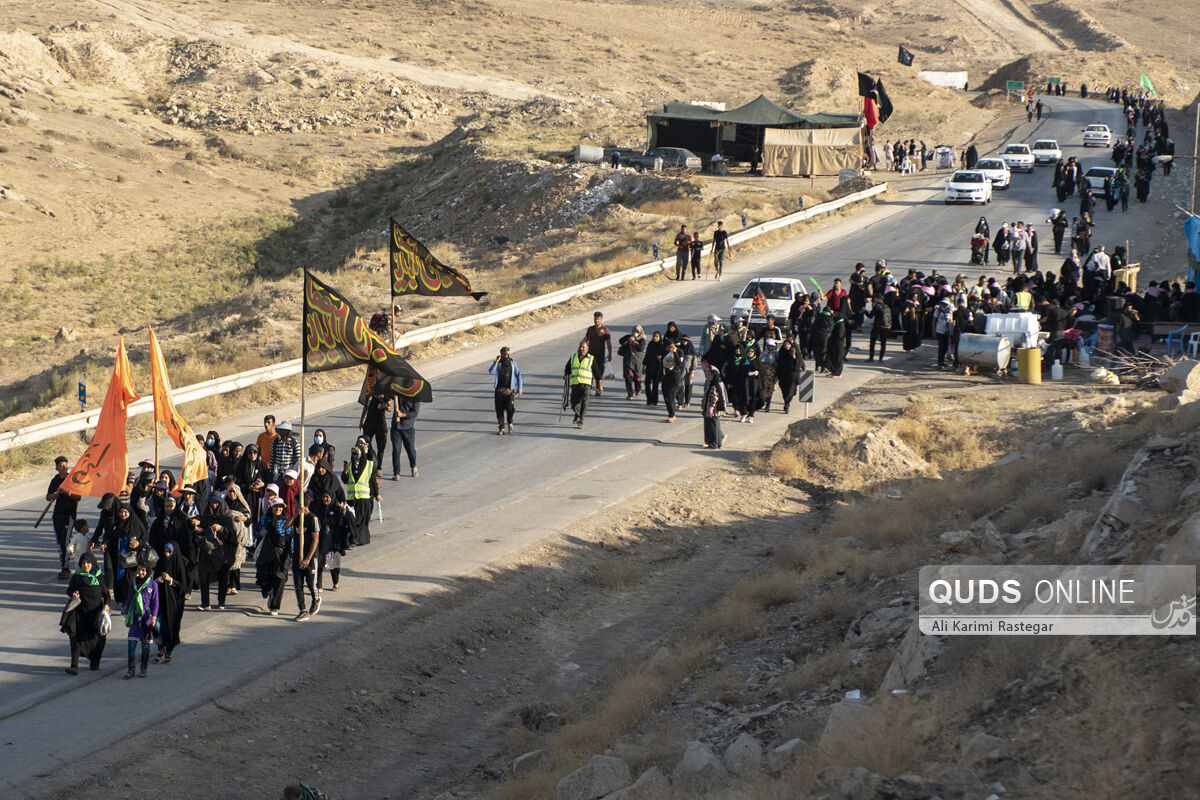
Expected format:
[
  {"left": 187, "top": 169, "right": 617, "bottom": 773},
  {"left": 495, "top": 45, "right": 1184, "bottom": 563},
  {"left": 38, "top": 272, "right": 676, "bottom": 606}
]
[
  {"left": 950, "top": 0, "right": 1064, "bottom": 55},
  {"left": 89, "top": 0, "right": 558, "bottom": 100}
]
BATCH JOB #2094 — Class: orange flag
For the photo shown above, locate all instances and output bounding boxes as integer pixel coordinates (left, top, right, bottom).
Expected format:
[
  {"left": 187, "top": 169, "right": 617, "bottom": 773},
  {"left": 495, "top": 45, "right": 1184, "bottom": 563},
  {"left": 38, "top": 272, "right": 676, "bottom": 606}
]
[
  {"left": 149, "top": 326, "right": 208, "bottom": 492},
  {"left": 67, "top": 338, "right": 140, "bottom": 498}
]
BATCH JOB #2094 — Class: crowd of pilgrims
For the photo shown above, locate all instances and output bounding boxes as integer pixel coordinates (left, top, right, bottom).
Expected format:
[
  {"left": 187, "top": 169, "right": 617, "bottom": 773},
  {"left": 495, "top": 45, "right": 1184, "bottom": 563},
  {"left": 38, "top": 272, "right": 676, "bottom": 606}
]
[{"left": 58, "top": 422, "right": 385, "bottom": 678}]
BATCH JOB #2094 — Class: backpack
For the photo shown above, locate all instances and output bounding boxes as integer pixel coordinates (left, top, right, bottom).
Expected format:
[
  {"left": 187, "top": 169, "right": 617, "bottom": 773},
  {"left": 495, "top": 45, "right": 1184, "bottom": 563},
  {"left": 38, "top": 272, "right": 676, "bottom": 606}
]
[
  {"left": 300, "top": 782, "right": 328, "bottom": 800},
  {"left": 877, "top": 304, "right": 893, "bottom": 329}
]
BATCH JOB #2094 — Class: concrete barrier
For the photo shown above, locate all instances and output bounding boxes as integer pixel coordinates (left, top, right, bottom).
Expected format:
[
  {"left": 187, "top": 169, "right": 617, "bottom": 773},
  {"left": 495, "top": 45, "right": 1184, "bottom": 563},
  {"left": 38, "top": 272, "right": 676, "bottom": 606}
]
[{"left": 0, "top": 182, "right": 887, "bottom": 453}]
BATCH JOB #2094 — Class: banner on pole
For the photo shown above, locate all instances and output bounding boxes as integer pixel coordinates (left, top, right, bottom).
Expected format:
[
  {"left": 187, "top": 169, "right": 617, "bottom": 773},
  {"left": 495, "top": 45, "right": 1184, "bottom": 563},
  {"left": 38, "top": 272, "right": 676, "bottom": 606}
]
[
  {"left": 67, "top": 338, "right": 140, "bottom": 498},
  {"left": 390, "top": 218, "right": 486, "bottom": 300},
  {"left": 304, "top": 271, "right": 433, "bottom": 402},
  {"left": 149, "top": 326, "right": 209, "bottom": 491}
]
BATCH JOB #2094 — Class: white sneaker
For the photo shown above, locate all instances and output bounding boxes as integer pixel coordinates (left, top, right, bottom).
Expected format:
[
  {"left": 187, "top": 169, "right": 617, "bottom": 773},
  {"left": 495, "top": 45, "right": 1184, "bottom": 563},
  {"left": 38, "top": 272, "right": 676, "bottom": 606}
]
[{"left": 269, "top": 609, "right": 279, "bottom": 617}]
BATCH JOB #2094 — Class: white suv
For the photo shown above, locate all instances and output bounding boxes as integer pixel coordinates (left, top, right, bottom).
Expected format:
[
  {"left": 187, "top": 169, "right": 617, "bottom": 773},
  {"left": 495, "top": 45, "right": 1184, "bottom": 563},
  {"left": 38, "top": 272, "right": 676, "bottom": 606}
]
[
  {"left": 1000, "top": 143, "right": 1035, "bottom": 173},
  {"left": 1082, "top": 124, "right": 1112, "bottom": 147},
  {"left": 730, "top": 278, "right": 805, "bottom": 327}
]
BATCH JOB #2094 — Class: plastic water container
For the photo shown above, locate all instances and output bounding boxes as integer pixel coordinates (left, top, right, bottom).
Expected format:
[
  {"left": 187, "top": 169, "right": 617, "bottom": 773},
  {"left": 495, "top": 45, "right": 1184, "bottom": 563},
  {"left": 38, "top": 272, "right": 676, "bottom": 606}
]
[
  {"left": 1050, "top": 360, "right": 1064, "bottom": 381},
  {"left": 985, "top": 312, "right": 1041, "bottom": 349},
  {"left": 1078, "top": 346, "right": 1091, "bottom": 367}
]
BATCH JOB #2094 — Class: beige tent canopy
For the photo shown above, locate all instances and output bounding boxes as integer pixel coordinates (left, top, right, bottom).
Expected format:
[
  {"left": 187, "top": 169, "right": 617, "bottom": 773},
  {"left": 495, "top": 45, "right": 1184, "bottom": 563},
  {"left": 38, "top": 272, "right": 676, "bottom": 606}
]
[{"left": 761, "top": 127, "right": 861, "bottom": 176}]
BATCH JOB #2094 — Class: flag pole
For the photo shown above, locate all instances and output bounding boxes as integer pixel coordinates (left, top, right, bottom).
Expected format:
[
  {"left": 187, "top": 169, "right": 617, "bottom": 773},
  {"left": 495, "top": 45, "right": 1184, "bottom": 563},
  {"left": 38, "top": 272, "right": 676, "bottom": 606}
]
[
  {"left": 154, "top": 419, "right": 160, "bottom": 475},
  {"left": 1191, "top": 100, "right": 1199, "bottom": 214},
  {"left": 299, "top": 360, "right": 306, "bottom": 572}
]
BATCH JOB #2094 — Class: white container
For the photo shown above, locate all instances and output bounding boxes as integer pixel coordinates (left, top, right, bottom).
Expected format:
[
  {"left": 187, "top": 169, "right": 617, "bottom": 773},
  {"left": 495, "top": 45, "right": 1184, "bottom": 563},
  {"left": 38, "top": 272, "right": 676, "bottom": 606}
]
[
  {"left": 1050, "top": 360, "right": 1064, "bottom": 380},
  {"left": 985, "top": 312, "right": 1040, "bottom": 348},
  {"left": 1078, "top": 346, "right": 1091, "bottom": 367}
]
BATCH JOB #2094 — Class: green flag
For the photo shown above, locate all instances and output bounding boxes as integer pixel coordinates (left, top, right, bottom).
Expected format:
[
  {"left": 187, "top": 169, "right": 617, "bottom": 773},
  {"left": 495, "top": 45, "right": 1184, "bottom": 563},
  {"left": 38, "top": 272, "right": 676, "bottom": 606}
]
[{"left": 1139, "top": 73, "right": 1155, "bottom": 95}]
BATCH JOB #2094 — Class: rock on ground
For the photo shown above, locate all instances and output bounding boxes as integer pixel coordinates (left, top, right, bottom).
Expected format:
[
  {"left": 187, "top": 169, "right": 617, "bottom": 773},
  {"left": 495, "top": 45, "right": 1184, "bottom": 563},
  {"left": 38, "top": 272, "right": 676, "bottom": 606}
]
[
  {"left": 555, "top": 755, "right": 632, "bottom": 800},
  {"left": 959, "top": 731, "right": 1008, "bottom": 767},
  {"left": 600, "top": 767, "right": 669, "bottom": 800},
  {"left": 672, "top": 740, "right": 725, "bottom": 789},
  {"left": 765, "top": 737, "right": 809, "bottom": 772},
  {"left": 722, "top": 732, "right": 763, "bottom": 776},
  {"left": 1160, "top": 360, "right": 1200, "bottom": 394},
  {"left": 510, "top": 749, "right": 550, "bottom": 778}
]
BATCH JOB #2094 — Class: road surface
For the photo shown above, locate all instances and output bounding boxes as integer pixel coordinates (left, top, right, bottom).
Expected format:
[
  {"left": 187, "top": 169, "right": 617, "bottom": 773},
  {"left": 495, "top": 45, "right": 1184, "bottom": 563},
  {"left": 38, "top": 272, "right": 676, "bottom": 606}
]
[{"left": 0, "top": 96, "right": 1162, "bottom": 797}]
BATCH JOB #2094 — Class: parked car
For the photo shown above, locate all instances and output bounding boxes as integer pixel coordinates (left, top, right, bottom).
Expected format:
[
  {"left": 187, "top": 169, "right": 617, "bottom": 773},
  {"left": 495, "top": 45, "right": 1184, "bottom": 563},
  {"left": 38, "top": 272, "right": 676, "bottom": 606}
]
[
  {"left": 1083, "top": 166, "right": 1117, "bottom": 192},
  {"left": 1082, "top": 124, "right": 1112, "bottom": 147},
  {"left": 973, "top": 157, "right": 1011, "bottom": 189},
  {"left": 624, "top": 147, "right": 703, "bottom": 171},
  {"left": 1031, "top": 139, "right": 1062, "bottom": 164},
  {"left": 730, "top": 277, "right": 806, "bottom": 327},
  {"left": 999, "top": 143, "right": 1035, "bottom": 173},
  {"left": 944, "top": 170, "right": 993, "bottom": 205}
]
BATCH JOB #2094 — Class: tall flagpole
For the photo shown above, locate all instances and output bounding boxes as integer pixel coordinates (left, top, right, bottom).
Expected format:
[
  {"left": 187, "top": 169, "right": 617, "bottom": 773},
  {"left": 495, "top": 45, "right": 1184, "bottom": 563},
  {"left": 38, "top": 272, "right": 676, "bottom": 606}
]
[
  {"left": 154, "top": 419, "right": 160, "bottom": 477},
  {"left": 1191, "top": 100, "right": 1199, "bottom": 214},
  {"left": 299, "top": 349, "right": 306, "bottom": 572}
]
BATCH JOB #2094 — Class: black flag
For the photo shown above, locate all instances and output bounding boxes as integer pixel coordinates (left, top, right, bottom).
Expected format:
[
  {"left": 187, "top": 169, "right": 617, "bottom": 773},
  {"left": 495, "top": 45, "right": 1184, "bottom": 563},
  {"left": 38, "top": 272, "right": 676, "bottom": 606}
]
[
  {"left": 857, "top": 72, "right": 894, "bottom": 125},
  {"left": 303, "top": 271, "right": 433, "bottom": 402},
  {"left": 898, "top": 45, "right": 915, "bottom": 67}
]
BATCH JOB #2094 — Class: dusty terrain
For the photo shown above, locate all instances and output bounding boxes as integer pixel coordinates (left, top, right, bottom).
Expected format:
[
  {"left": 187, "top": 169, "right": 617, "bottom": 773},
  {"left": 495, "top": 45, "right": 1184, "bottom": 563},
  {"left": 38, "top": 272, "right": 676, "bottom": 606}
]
[
  {"left": 10, "top": 0, "right": 1187, "bottom": 432},
  {"left": 36, "top": 364, "right": 1200, "bottom": 800}
]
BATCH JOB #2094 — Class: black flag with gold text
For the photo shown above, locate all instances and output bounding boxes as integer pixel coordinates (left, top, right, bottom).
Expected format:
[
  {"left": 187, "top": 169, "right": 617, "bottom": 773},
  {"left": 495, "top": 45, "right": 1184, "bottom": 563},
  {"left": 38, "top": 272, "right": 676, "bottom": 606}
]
[
  {"left": 303, "top": 271, "right": 432, "bottom": 402},
  {"left": 390, "top": 218, "right": 486, "bottom": 301}
]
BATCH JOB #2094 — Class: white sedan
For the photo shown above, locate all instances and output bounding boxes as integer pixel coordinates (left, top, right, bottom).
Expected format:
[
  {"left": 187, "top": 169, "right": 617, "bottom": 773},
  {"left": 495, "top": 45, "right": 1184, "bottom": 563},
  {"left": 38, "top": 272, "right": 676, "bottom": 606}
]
[
  {"left": 1000, "top": 143, "right": 1035, "bottom": 173},
  {"left": 1082, "top": 124, "right": 1112, "bottom": 147},
  {"left": 944, "top": 170, "right": 993, "bottom": 205},
  {"left": 1031, "top": 139, "right": 1062, "bottom": 164},
  {"left": 973, "top": 157, "right": 1011, "bottom": 189}
]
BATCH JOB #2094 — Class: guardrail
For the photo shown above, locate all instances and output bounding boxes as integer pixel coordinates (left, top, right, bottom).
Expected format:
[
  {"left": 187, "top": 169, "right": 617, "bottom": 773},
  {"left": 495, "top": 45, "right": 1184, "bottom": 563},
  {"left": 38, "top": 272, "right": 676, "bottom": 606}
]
[{"left": 0, "top": 182, "right": 887, "bottom": 453}]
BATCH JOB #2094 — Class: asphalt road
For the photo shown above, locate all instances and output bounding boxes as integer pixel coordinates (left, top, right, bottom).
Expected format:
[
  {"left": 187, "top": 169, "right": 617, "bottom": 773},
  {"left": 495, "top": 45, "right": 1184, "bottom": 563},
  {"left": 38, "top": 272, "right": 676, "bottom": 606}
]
[{"left": 0, "top": 96, "right": 1161, "bottom": 796}]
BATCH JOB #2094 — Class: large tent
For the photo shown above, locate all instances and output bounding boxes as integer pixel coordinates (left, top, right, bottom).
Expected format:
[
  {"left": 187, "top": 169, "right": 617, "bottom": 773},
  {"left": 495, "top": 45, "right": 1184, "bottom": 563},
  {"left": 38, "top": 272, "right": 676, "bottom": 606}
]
[{"left": 645, "top": 94, "right": 860, "bottom": 175}]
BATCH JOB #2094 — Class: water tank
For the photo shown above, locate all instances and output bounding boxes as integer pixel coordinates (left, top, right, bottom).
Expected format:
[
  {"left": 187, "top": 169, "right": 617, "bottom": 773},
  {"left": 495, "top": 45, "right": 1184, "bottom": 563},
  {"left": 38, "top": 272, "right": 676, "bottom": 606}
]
[
  {"left": 573, "top": 145, "right": 604, "bottom": 163},
  {"left": 957, "top": 333, "right": 1012, "bottom": 370}
]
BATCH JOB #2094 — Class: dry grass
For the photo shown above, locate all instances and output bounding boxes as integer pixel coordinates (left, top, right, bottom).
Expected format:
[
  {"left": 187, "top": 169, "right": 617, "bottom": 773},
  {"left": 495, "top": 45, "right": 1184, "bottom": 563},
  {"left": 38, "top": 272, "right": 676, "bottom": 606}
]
[
  {"left": 636, "top": 197, "right": 707, "bottom": 219},
  {"left": 816, "top": 693, "right": 928, "bottom": 775},
  {"left": 692, "top": 594, "right": 766, "bottom": 642},
  {"left": 592, "top": 556, "right": 646, "bottom": 590},
  {"left": 728, "top": 569, "right": 801, "bottom": 609},
  {"left": 785, "top": 642, "right": 852, "bottom": 694}
]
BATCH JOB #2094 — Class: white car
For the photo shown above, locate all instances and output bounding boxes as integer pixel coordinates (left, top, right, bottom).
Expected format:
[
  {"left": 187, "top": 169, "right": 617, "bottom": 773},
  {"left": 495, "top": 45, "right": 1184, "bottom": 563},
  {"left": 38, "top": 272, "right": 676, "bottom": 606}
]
[
  {"left": 1031, "top": 139, "right": 1062, "bottom": 164},
  {"left": 1082, "top": 124, "right": 1112, "bottom": 147},
  {"left": 730, "top": 277, "right": 805, "bottom": 327},
  {"left": 999, "top": 143, "right": 1035, "bottom": 173},
  {"left": 944, "top": 170, "right": 993, "bottom": 205},
  {"left": 1083, "top": 166, "right": 1117, "bottom": 192},
  {"left": 973, "top": 157, "right": 1011, "bottom": 189}
]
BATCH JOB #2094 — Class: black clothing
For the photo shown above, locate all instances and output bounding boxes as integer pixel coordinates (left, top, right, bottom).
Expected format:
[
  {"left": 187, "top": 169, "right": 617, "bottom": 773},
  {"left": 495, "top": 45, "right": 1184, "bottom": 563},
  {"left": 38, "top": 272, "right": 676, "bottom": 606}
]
[{"left": 62, "top": 570, "right": 110, "bottom": 670}]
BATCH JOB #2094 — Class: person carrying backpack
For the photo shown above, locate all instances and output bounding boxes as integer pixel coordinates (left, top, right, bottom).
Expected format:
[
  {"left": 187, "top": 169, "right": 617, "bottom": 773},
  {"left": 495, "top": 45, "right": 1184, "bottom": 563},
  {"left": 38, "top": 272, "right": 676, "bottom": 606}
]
[{"left": 868, "top": 298, "right": 892, "bottom": 361}]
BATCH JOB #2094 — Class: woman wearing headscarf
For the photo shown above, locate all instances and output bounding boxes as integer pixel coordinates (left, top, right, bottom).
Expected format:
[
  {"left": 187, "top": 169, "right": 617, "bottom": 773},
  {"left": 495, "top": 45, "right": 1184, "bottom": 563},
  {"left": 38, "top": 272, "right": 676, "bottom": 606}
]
[
  {"left": 153, "top": 540, "right": 186, "bottom": 664},
  {"left": 318, "top": 488, "right": 354, "bottom": 593},
  {"left": 902, "top": 291, "right": 924, "bottom": 352},
  {"left": 61, "top": 551, "right": 110, "bottom": 674},
  {"left": 255, "top": 498, "right": 292, "bottom": 617},
  {"left": 776, "top": 337, "right": 804, "bottom": 413},
  {"left": 826, "top": 309, "right": 848, "bottom": 378},
  {"left": 122, "top": 561, "right": 158, "bottom": 679},
  {"left": 114, "top": 502, "right": 148, "bottom": 602},
  {"left": 642, "top": 331, "right": 665, "bottom": 407},
  {"left": 222, "top": 483, "right": 253, "bottom": 595},
  {"left": 148, "top": 494, "right": 187, "bottom": 561},
  {"left": 196, "top": 491, "right": 236, "bottom": 611},
  {"left": 235, "top": 444, "right": 266, "bottom": 527},
  {"left": 663, "top": 321, "right": 682, "bottom": 346},
  {"left": 306, "top": 459, "right": 339, "bottom": 520},
  {"left": 216, "top": 440, "right": 241, "bottom": 482},
  {"left": 341, "top": 438, "right": 379, "bottom": 546},
  {"left": 737, "top": 344, "right": 763, "bottom": 423},
  {"left": 661, "top": 341, "right": 680, "bottom": 422},
  {"left": 617, "top": 326, "right": 645, "bottom": 399},
  {"left": 809, "top": 308, "right": 833, "bottom": 374}
]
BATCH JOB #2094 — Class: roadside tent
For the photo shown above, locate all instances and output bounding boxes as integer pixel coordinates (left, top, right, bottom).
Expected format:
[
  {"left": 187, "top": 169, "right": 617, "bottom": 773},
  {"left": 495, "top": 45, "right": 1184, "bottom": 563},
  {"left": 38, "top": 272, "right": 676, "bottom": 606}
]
[{"left": 761, "top": 126, "right": 861, "bottom": 176}]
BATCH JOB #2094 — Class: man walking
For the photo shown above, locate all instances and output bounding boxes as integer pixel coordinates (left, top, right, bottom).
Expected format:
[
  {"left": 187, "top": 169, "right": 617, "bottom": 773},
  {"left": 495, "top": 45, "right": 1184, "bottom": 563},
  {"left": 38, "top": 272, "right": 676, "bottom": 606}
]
[
  {"left": 712, "top": 221, "right": 729, "bottom": 280},
  {"left": 584, "top": 311, "right": 612, "bottom": 396},
  {"left": 564, "top": 340, "right": 595, "bottom": 429},
  {"left": 359, "top": 391, "right": 389, "bottom": 470},
  {"left": 47, "top": 455, "right": 80, "bottom": 578},
  {"left": 689, "top": 232, "right": 703, "bottom": 279},
  {"left": 270, "top": 421, "right": 301, "bottom": 485},
  {"left": 389, "top": 395, "right": 420, "bottom": 479},
  {"left": 255, "top": 415, "right": 278, "bottom": 473},
  {"left": 673, "top": 225, "right": 692, "bottom": 280},
  {"left": 489, "top": 346, "right": 523, "bottom": 435}
]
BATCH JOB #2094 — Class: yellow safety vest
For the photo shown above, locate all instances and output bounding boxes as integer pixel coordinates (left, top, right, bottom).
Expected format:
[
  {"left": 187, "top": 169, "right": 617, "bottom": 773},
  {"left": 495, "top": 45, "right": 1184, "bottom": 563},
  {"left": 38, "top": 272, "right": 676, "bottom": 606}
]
[
  {"left": 568, "top": 352, "right": 594, "bottom": 386},
  {"left": 1013, "top": 291, "right": 1033, "bottom": 310},
  {"left": 345, "top": 459, "right": 374, "bottom": 501}
]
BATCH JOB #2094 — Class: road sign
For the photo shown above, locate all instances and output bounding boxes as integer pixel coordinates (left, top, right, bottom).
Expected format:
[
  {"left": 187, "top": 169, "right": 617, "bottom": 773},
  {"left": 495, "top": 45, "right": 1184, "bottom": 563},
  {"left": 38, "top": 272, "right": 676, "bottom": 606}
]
[
  {"left": 1048, "top": 77, "right": 1061, "bottom": 85},
  {"left": 1005, "top": 80, "right": 1024, "bottom": 92},
  {"left": 797, "top": 370, "right": 815, "bottom": 404},
  {"left": 78, "top": 381, "right": 86, "bottom": 412},
  {"left": 1126, "top": 77, "right": 1132, "bottom": 85}
]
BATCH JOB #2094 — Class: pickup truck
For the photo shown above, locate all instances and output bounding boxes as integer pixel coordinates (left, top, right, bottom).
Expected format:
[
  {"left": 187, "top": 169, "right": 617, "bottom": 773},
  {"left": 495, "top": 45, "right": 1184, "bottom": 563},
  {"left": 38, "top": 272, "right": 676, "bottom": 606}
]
[{"left": 618, "top": 147, "right": 703, "bottom": 171}]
